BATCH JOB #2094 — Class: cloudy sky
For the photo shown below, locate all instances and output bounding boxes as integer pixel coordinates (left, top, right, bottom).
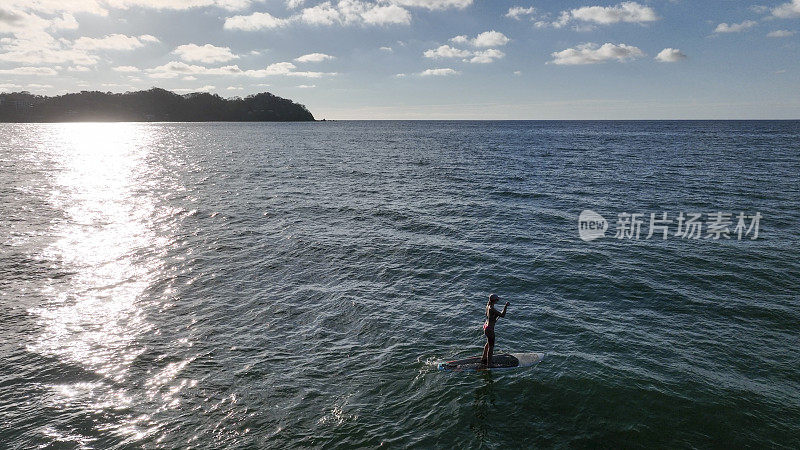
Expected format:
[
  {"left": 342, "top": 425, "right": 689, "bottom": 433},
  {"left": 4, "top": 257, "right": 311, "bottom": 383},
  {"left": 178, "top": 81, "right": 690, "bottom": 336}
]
[{"left": 1, "top": 0, "right": 798, "bottom": 118}]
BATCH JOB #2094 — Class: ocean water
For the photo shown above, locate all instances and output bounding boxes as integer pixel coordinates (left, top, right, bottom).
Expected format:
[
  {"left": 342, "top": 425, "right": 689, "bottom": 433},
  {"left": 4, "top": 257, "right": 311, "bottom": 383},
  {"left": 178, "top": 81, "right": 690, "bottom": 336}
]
[{"left": 1, "top": 121, "right": 798, "bottom": 448}]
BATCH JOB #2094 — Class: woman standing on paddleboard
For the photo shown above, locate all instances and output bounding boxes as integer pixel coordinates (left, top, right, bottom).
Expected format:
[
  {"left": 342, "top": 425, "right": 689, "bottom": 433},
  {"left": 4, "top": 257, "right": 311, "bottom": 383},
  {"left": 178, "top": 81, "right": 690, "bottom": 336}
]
[{"left": 481, "top": 293, "right": 509, "bottom": 367}]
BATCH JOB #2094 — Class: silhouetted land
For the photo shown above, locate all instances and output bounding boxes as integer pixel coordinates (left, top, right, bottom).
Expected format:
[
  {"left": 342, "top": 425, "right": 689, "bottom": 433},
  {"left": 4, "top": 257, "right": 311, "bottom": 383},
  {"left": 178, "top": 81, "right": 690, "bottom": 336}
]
[{"left": 0, "top": 88, "right": 315, "bottom": 122}]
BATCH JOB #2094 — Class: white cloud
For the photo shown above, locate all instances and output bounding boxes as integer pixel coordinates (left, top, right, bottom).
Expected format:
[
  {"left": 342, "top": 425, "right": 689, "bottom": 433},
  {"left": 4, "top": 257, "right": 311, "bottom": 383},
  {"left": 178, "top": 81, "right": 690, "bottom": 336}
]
[
  {"left": 27, "top": 83, "right": 53, "bottom": 88},
  {"left": 0, "top": 83, "right": 22, "bottom": 91},
  {"left": 534, "top": 2, "right": 657, "bottom": 28},
  {"left": 714, "top": 20, "right": 757, "bottom": 33},
  {"left": 299, "top": 1, "right": 410, "bottom": 26},
  {"left": 174, "top": 43, "right": 238, "bottom": 63},
  {"left": 1, "top": 0, "right": 255, "bottom": 18},
  {"left": 50, "top": 13, "right": 78, "bottom": 30},
  {"left": 0, "top": 66, "right": 58, "bottom": 75},
  {"left": 423, "top": 44, "right": 471, "bottom": 58},
  {"left": 513, "top": 70, "right": 521, "bottom": 75},
  {"left": 67, "top": 65, "right": 90, "bottom": 71},
  {"left": 0, "top": 48, "right": 95, "bottom": 65},
  {"left": 569, "top": 2, "right": 657, "bottom": 25},
  {"left": 0, "top": 33, "right": 98, "bottom": 65},
  {"left": 472, "top": 30, "right": 510, "bottom": 47},
  {"left": 0, "top": 10, "right": 102, "bottom": 65},
  {"left": 426, "top": 31, "right": 507, "bottom": 64},
  {"left": 295, "top": 52, "right": 335, "bottom": 62},
  {"left": 549, "top": 42, "right": 644, "bottom": 65},
  {"left": 110, "top": 0, "right": 252, "bottom": 11},
  {"left": 297, "top": 84, "right": 316, "bottom": 88},
  {"left": 767, "top": 29, "right": 796, "bottom": 37},
  {"left": 145, "top": 60, "right": 336, "bottom": 78},
  {"left": 394, "top": 73, "right": 406, "bottom": 77},
  {"left": 173, "top": 85, "right": 217, "bottom": 93},
  {"left": 420, "top": 67, "right": 460, "bottom": 76},
  {"left": 655, "top": 48, "right": 686, "bottom": 62},
  {"left": 385, "top": 0, "right": 472, "bottom": 10},
  {"left": 361, "top": 4, "right": 410, "bottom": 24},
  {"left": 772, "top": 0, "right": 800, "bottom": 18},
  {"left": 286, "top": 0, "right": 305, "bottom": 8},
  {"left": 146, "top": 61, "right": 241, "bottom": 78},
  {"left": 449, "top": 30, "right": 509, "bottom": 47},
  {"left": 224, "top": 12, "right": 288, "bottom": 30},
  {"left": 227, "top": 85, "right": 243, "bottom": 90},
  {"left": 244, "top": 62, "right": 334, "bottom": 77},
  {"left": 0, "top": 83, "right": 21, "bottom": 91},
  {"left": 550, "top": 11, "right": 571, "bottom": 28},
  {"left": 73, "top": 34, "right": 158, "bottom": 50},
  {"left": 466, "top": 48, "right": 504, "bottom": 63},
  {"left": 244, "top": 61, "right": 295, "bottom": 76},
  {"left": 506, "top": 6, "right": 535, "bottom": 20},
  {"left": 423, "top": 44, "right": 504, "bottom": 63},
  {"left": 112, "top": 65, "right": 139, "bottom": 72},
  {"left": 2, "top": 1, "right": 105, "bottom": 16},
  {"left": 380, "top": 46, "right": 393, "bottom": 52},
  {"left": 299, "top": 2, "right": 340, "bottom": 24},
  {"left": 225, "top": 1, "right": 411, "bottom": 28},
  {"left": 0, "top": 9, "right": 153, "bottom": 66}
]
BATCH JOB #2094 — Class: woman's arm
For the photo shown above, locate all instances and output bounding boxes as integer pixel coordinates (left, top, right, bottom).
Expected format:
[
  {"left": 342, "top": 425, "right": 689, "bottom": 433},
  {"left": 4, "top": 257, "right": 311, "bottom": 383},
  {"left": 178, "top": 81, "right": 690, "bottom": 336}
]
[{"left": 498, "top": 302, "right": 509, "bottom": 317}]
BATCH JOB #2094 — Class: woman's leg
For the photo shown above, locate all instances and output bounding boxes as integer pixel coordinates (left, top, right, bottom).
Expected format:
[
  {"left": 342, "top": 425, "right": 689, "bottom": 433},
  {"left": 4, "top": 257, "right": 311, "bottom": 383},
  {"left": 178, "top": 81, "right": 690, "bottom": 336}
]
[
  {"left": 481, "top": 327, "right": 491, "bottom": 365},
  {"left": 486, "top": 330, "right": 495, "bottom": 367}
]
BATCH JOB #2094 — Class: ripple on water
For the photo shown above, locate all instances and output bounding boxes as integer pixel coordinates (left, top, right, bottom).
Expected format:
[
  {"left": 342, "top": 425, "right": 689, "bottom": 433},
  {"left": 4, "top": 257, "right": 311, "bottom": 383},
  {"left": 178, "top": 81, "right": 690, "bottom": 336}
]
[{"left": 0, "top": 121, "right": 798, "bottom": 448}]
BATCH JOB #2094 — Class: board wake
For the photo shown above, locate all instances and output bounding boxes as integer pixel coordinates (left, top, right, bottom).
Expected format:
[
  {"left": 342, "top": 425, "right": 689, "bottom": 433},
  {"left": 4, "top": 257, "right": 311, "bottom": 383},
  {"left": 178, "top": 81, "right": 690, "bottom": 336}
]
[{"left": 437, "top": 352, "right": 544, "bottom": 371}]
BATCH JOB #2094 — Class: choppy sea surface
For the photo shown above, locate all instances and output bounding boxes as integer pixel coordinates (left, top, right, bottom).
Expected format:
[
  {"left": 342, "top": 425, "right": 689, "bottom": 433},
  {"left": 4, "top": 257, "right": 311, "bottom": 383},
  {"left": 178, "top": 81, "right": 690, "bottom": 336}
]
[{"left": 1, "top": 121, "right": 799, "bottom": 448}]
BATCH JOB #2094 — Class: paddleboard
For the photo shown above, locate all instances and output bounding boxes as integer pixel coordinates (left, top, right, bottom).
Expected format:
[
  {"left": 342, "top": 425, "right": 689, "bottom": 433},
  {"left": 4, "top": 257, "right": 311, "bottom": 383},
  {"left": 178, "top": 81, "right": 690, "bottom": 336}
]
[{"left": 438, "top": 352, "right": 544, "bottom": 371}]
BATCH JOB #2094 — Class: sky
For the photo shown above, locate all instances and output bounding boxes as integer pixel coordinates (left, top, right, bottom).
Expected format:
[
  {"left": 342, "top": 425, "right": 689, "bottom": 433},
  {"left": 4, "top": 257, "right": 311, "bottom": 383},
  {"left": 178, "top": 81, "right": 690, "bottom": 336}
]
[{"left": 0, "top": 0, "right": 799, "bottom": 119}]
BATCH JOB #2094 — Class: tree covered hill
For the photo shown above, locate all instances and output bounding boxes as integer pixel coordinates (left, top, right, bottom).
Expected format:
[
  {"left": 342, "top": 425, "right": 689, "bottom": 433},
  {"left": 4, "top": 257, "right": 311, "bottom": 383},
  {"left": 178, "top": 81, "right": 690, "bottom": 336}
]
[{"left": 0, "top": 88, "right": 315, "bottom": 122}]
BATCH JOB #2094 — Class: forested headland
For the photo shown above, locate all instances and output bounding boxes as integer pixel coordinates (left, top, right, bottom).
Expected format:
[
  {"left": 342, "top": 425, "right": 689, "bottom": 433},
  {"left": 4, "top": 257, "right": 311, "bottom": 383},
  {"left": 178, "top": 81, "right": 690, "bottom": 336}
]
[{"left": 0, "top": 88, "right": 315, "bottom": 122}]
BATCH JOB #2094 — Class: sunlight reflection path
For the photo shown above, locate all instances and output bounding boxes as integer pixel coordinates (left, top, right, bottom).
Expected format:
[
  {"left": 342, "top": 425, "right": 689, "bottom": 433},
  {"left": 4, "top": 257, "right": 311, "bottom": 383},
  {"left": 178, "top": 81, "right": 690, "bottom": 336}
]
[{"left": 25, "top": 123, "right": 181, "bottom": 444}]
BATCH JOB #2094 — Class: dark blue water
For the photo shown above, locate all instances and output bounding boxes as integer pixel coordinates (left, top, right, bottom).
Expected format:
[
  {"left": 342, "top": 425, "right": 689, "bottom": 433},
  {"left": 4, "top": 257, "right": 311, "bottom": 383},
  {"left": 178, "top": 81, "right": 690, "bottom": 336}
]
[{"left": 1, "top": 121, "right": 798, "bottom": 448}]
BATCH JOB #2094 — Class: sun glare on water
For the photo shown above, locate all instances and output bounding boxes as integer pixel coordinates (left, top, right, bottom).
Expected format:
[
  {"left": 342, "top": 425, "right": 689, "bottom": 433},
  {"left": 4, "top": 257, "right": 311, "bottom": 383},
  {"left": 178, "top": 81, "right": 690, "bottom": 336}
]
[{"left": 25, "top": 123, "right": 189, "bottom": 444}]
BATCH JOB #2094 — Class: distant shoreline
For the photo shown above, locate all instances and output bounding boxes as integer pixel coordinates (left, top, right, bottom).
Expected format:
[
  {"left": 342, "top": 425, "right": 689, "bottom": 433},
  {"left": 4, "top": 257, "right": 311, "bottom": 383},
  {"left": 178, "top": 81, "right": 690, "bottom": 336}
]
[
  {"left": 0, "top": 88, "right": 315, "bottom": 123},
  {"left": 1, "top": 118, "right": 797, "bottom": 123},
  {"left": 0, "top": 118, "right": 796, "bottom": 123}
]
